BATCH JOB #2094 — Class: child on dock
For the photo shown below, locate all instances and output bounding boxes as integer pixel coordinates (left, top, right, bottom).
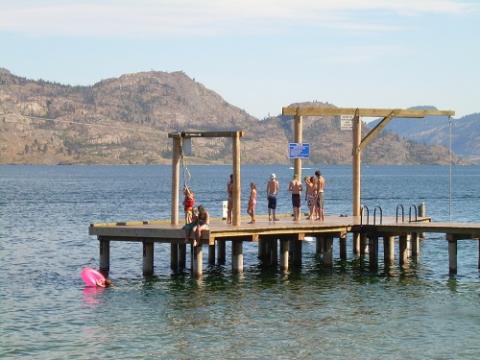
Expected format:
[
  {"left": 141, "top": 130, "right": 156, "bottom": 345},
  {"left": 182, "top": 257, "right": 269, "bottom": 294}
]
[
  {"left": 183, "top": 185, "right": 195, "bottom": 224},
  {"left": 247, "top": 182, "right": 257, "bottom": 224}
]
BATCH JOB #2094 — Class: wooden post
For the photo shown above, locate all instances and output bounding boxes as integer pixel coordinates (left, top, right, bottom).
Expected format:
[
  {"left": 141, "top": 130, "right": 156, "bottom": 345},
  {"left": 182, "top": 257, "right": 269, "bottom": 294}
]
[
  {"left": 258, "top": 239, "right": 266, "bottom": 260},
  {"left": 369, "top": 236, "right": 378, "bottom": 271},
  {"left": 360, "top": 234, "right": 369, "bottom": 256},
  {"left": 217, "top": 241, "right": 226, "bottom": 265},
  {"left": 294, "top": 239, "right": 302, "bottom": 266},
  {"left": 271, "top": 238, "right": 278, "bottom": 265},
  {"left": 411, "top": 233, "right": 420, "bottom": 258},
  {"left": 324, "top": 236, "right": 333, "bottom": 266},
  {"left": 193, "top": 244, "right": 203, "bottom": 278},
  {"left": 353, "top": 232, "right": 360, "bottom": 255},
  {"left": 384, "top": 236, "right": 395, "bottom": 266},
  {"left": 447, "top": 234, "right": 457, "bottom": 275},
  {"left": 418, "top": 202, "right": 426, "bottom": 239},
  {"left": 208, "top": 244, "right": 216, "bottom": 266},
  {"left": 143, "top": 241, "right": 154, "bottom": 276},
  {"left": 232, "top": 132, "right": 241, "bottom": 226},
  {"left": 99, "top": 238, "right": 110, "bottom": 276},
  {"left": 178, "top": 243, "right": 186, "bottom": 270},
  {"left": 478, "top": 241, "right": 480, "bottom": 270},
  {"left": 171, "top": 136, "right": 181, "bottom": 225},
  {"left": 399, "top": 235, "right": 408, "bottom": 267},
  {"left": 293, "top": 114, "right": 303, "bottom": 181},
  {"left": 316, "top": 236, "right": 325, "bottom": 256},
  {"left": 280, "top": 239, "right": 289, "bottom": 272},
  {"left": 339, "top": 234, "right": 347, "bottom": 260},
  {"left": 232, "top": 241, "right": 243, "bottom": 273},
  {"left": 170, "top": 241, "right": 178, "bottom": 271},
  {"left": 352, "top": 109, "right": 361, "bottom": 217},
  {"left": 406, "top": 233, "right": 412, "bottom": 257}
]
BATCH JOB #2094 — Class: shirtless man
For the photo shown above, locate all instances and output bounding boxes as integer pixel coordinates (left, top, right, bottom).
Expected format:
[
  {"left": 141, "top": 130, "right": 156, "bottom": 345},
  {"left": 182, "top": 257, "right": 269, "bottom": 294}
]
[
  {"left": 304, "top": 176, "right": 316, "bottom": 220},
  {"left": 314, "top": 170, "right": 326, "bottom": 221},
  {"left": 227, "top": 174, "right": 233, "bottom": 224},
  {"left": 266, "top": 173, "right": 280, "bottom": 221},
  {"left": 288, "top": 175, "right": 303, "bottom": 221}
]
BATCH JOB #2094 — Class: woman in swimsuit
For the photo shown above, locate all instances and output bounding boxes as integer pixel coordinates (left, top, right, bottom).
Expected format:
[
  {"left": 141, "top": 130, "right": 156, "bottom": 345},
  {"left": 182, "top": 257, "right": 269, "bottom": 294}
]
[
  {"left": 304, "top": 176, "right": 317, "bottom": 220},
  {"left": 247, "top": 182, "right": 257, "bottom": 224}
]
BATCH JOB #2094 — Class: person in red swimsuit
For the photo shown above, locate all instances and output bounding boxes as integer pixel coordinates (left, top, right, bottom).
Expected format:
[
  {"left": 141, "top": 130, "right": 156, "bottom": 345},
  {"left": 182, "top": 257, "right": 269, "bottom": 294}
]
[{"left": 183, "top": 185, "right": 195, "bottom": 224}]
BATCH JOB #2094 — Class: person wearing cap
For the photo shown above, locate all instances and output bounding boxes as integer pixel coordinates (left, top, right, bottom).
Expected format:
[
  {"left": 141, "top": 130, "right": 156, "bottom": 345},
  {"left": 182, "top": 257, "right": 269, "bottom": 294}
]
[{"left": 266, "top": 173, "right": 280, "bottom": 221}]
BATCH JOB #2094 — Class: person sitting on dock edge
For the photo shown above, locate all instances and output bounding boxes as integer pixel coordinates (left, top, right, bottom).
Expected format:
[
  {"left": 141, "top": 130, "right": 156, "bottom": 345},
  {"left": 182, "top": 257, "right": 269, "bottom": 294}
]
[
  {"left": 289, "top": 175, "right": 303, "bottom": 221},
  {"left": 267, "top": 173, "right": 280, "bottom": 221},
  {"left": 193, "top": 205, "right": 209, "bottom": 247}
]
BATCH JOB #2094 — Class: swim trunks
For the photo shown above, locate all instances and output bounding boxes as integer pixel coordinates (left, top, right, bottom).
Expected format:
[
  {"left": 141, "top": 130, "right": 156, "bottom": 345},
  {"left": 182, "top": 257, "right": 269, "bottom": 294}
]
[
  {"left": 268, "top": 195, "right": 277, "bottom": 209},
  {"left": 292, "top": 194, "right": 301, "bottom": 208}
]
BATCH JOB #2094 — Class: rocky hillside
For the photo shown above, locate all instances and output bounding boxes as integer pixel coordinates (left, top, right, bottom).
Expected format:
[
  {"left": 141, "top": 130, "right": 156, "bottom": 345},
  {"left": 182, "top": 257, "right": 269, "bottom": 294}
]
[{"left": 0, "top": 68, "right": 461, "bottom": 165}]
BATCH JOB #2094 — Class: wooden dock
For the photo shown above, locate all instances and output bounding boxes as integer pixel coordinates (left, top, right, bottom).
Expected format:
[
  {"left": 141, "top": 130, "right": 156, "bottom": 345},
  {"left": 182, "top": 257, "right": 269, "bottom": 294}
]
[{"left": 89, "top": 215, "right": 480, "bottom": 277}]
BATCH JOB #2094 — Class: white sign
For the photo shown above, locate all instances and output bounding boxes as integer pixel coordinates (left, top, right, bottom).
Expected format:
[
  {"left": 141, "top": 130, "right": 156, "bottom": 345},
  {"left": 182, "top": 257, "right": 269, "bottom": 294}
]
[{"left": 340, "top": 115, "right": 354, "bottom": 131}]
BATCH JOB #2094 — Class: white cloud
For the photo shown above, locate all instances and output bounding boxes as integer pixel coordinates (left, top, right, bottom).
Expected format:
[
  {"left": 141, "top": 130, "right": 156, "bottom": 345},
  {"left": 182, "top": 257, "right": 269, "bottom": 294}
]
[{"left": 0, "top": 0, "right": 475, "bottom": 37}]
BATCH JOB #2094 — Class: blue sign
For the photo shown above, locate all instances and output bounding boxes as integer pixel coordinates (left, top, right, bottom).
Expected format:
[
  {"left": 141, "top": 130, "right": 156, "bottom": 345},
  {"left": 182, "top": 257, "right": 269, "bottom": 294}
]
[{"left": 288, "top": 143, "right": 310, "bottom": 159}]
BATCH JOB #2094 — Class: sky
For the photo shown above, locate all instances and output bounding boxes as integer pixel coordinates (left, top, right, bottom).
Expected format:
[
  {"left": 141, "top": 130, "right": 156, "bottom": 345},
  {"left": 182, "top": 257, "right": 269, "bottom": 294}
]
[{"left": 0, "top": 0, "right": 479, "bottom": 118}]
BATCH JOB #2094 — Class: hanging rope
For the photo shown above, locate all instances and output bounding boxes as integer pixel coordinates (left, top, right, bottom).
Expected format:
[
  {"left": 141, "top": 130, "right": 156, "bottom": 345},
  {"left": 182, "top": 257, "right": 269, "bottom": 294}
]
[
  {"left": 448, "top": 115, "right": 453, "bottom": 221},
  {"left": 180, "top": 138, "right": 191, "bottom": 188}
]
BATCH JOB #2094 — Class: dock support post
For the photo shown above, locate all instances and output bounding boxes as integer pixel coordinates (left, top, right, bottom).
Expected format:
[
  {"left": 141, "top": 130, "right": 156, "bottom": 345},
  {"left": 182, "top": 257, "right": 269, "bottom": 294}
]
[
  {"left": 193, "top": 244, "right": 203, "bottom": 278},
  {"left": 316, "top": 236, "right": 324, "bottom": 256},
  {"left": 293, "top": 239, "right": 302, "bottom": 266},
  {"left": 418, "top": 202, "right": 426, "bottom": 239},
  {"left": 280, "top": 239, "right": 289, "bottom": 272},
  {"left": 360, "top": 234, "right": 369, "bottom": 256},
  {"left": 143, "top": 241, "right": 154, "bottom": 276},
  {"left": 447, "top": 235, "right": 457, "bottom": 275},
  {"left": 178, "top": 243, "right": 186, "bottom": 270},
  {"left": 324, "top": 235, "right": 333, "bottom": 267},
  {"left": 258, "top": 239, "right": 265, "bottom": 259},
  {"left": 271, "top": 238, "right": 278, "bottom": 265},
  {"left": 384, "top": 236, "right": 395, "bottom": 266},
  {"left": 411, "top": 233, "right": 420, "bottom": 258},
  {"left": 339, "top": 234, "right": 347, "bottom": 260},
  {"left": 232, "top": 241, "right": 243, "bottom": 273},
  {"left": 208, "top": 243, "right": 216, "bottom": 266},
  {"left": 99, "top": 238, "right": 110, "bottom": 276},
  {"left": 170, "top": 241, "right": 178, "bottom": 271},
  {"left": 217, "top": 241, "right": 226, "bottom": 265},
  {"left": 406, "top": 233, "right": 412, "bottom": 257},
  {"left": 399, "top": 235, "right": 408, "bottom": 267},
  {"left": 353, "top": 232, "right": 360, "bottom": 255},
  {"left": 369, "top": 236, "right": 378, "bottom": 271}
]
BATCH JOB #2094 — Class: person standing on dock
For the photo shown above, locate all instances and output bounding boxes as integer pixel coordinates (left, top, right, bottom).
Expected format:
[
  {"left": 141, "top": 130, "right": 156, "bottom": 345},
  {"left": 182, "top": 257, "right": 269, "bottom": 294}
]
[
  {"left": 247, "top": 182, "right": 257, "bottom": 224},
  {"left": 267, "top": 173, "right": 280, "bottom": 221},
  {"left": 304, "top": 176, "right": 316, "bottom": 220},
  {"left": 289, "top": 175, "right": 303, "bottom": 221},
  {"left": 227, "top": 174, "right": 233, "bottom": 224},
  {"left": 314, "top": 170, "right": 325, "bottom": 221}
]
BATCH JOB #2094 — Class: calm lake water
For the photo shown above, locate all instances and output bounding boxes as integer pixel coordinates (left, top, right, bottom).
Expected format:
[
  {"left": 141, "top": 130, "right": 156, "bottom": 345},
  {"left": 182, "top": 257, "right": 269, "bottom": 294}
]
[{"left": 1, "top": 164, "right": 480, "bottom": 359}]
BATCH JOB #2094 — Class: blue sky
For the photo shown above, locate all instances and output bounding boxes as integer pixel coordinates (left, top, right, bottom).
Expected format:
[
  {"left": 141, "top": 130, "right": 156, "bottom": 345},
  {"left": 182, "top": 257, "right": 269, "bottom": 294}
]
[{"left": 1, "top": 0, "right": 479, "bottom": 118}]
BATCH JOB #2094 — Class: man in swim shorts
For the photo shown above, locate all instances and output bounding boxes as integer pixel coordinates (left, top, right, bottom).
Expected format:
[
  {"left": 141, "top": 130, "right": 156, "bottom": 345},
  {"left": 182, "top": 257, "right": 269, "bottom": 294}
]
[
  {"left": 288, "top": 174, "right": 303, "bottom": 221},
  {"left": 266, "top": 173, "right": 279, "bottom": 221},
  {"left": 314, "top": 170, "right": 326, "bottom": 221}
]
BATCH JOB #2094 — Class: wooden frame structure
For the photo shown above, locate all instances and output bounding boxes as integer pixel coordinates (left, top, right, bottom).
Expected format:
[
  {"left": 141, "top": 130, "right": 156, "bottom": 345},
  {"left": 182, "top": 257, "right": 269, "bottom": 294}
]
[
  {"left": 168, "top": 131, "right": 244, "bottom": 226},
  {"left": 282, "top": 106, "right": 455, "bottom": 217}
]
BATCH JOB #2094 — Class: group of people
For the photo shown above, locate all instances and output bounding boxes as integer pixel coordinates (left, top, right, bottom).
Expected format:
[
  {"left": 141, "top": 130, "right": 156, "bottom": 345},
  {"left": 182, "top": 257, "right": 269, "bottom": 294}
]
[{"left": 182, "top": 169, "right": 325, "bottom": 246}]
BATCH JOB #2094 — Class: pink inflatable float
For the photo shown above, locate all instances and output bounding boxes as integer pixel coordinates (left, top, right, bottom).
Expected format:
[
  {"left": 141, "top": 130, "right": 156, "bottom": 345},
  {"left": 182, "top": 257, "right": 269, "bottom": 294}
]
[{"left": 81, "top": 267, "right": 107, "bottom": 287}]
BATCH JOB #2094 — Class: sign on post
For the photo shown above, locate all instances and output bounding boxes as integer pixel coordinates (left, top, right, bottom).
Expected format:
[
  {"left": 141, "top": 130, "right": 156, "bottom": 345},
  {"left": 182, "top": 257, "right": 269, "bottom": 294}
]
[
  {"left": 288, "top": 143, "right": 310, "bottom": 159},
  {"left": 340, "top": 115, "right": 354, "bottom": 131}
]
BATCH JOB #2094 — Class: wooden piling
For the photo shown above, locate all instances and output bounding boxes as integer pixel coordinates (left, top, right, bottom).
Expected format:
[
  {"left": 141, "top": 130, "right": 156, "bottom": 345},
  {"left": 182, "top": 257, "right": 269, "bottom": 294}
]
[
  {"left": 411, "top": 233, "right": 420, "bottom": 258},
  {"left": 418, "top": 202, "right": 426, "bottom": 239},
  {"left": 406, "top": 233, "right": 412, "bottom": 257},
  {"left": 339, "top": 234, "right": 347, "bottom": 260},
  {"left": 143, "top": 241, "right": 154, "bottom": 276},
  {"left": 324, "top": 235, "right": 333, "bottom": 266},
  {"left": 178, "top": 243, "right": 186, "bottom": 270},
  {"left": 208, "top": 244, "right": 216, "bottom": 266},
  {"left": 399, "top": 234, "right": 408, "bottom": 267},
  {"left": 353, "top": 232, "right": 360, "bottom": 255},
  {"left": 217, "top": 241, "right": 226, "bottom": 265},
  {"left": 316, "top": 236, "right": 324, "bottom": 256},
  {"left": 170, "top": 241, "right": 178, "bottom": 271},
  {"left": 447, "top": 234, "right": 457, "bottom": 275},
  {"left": 293, "top": 239, "right": 302, "bottom": 266},
  {"left": 360, "top": 234, "right": 369, "bottom": 256},
  {"left": 99, "top": 238, "right": 110, "bottom": 276},
  {"left": 271, "top": 238, "right": 278, "bottom": 265},
  {"left": 280, "top": 239, "right": 289, "bottom": 272},
  {"left": 369, "top": 236, "right": 378, "bottom": 271},
  {"left": 232, "top": 241, "right": 243, "bottom": 273},
  {"left": 193, "top": 244, "right": 203, "bottom": 278},
  {"left": 384, "top": 236, "right": 395, "bottom": 266}
]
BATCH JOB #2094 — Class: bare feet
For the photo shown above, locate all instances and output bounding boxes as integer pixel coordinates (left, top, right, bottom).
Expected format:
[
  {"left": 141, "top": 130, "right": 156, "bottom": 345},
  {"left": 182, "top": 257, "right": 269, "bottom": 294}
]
[{"left": 273, "top": 218, "right": 280, "bottom": 221}]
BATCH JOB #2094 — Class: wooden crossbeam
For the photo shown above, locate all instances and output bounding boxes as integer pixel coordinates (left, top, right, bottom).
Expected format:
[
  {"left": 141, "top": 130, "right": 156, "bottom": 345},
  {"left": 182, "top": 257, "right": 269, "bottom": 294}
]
[
  {"left": 359, "top": 111, "right": 396, "bottom": 151},
  {"left": 168, "top": 131, "right": 244, "bottom": 138},
  {"left": 282, "top": 106, "right": 455, "bottom": 118}
]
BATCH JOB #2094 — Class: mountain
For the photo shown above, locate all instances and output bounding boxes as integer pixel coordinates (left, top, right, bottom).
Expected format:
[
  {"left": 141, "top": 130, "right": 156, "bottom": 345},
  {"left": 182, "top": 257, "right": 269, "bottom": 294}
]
[
  {"left": 0, "top": 69, "right": 462, "bottom": 165},
  {"left": 367, "top": 106, "right": 480, "bottom": 162}
]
